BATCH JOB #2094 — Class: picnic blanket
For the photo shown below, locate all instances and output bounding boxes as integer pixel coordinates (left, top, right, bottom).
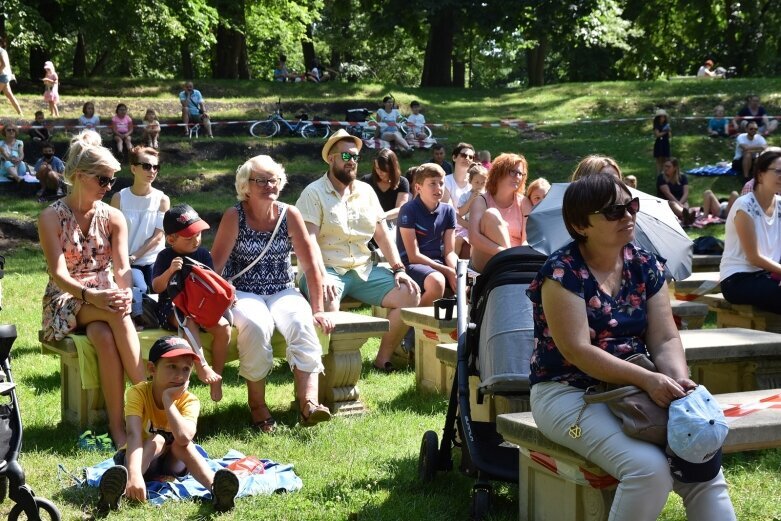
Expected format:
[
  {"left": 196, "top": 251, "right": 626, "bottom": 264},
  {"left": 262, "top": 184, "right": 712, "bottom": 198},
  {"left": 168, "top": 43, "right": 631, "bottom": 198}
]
[
  {"left": 685, "top": 164, "right": 737, "bottom": 177},
  {"left": 689, "top": 214, "right": 725, "bottom": 228},
  {"left": 83, "top": 448, "right": 302, "bottom": 506}
]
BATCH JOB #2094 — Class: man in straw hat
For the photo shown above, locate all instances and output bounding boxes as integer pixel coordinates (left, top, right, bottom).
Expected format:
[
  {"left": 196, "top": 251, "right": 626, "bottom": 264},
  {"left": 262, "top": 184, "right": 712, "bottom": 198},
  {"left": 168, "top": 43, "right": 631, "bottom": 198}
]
[{"left": 296, "top": 129, "right": 420, "bottom": 372}]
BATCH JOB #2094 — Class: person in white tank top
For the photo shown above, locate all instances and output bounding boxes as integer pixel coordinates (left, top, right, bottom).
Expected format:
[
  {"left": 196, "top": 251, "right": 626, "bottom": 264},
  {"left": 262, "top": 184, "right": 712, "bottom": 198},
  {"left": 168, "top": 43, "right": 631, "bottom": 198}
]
[
  {"left": 442, "top": 142, "right": 475, "bottom": 257},
  {"left": 720, "top": 147, "right": 781, "bottom": 313},
  {"left": 110, "top": 146, "right": 170, "bottom": 322}
]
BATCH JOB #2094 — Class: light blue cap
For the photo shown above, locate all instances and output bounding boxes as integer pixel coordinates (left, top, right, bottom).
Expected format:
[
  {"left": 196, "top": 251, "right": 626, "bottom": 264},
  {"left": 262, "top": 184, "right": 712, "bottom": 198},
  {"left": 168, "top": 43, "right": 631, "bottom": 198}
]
[{"left": 667, "top": 385, "right": 728, "bottom": 464}]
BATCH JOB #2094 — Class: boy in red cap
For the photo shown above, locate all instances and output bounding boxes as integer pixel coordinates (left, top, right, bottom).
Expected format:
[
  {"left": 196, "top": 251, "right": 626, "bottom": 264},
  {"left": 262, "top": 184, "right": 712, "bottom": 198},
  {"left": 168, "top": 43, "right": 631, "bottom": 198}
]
[
  {"left": 152, "top": 204, "right": 230, "bottom": 401},
  {"left": 97, "top": 335, "right": 239, "bottom": 513}
]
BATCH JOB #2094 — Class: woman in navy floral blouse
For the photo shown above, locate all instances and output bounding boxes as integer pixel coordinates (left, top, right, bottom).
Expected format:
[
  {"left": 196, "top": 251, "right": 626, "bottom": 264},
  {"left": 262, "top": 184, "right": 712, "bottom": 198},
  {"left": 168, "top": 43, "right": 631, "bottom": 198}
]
[{"left": 527, "top": 174, "right": 735, "bottom": 520}]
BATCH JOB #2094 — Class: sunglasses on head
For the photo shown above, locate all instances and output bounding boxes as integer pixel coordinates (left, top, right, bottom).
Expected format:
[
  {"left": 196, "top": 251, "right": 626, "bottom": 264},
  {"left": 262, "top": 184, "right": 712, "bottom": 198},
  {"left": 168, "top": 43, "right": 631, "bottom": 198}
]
[
  {"left": 133, "top": 162, "right": 160, "bottom": 172},
  {"left": 592, "top": 197, "right": 640, "bottom": 221},
  {"left": 459, "top": 152, "right": 475, "bottom": 160},
  {"left": 95, "top": 175, "right": 117, "bottom": 189},
  {"left": 340, "top": 152, "right": 360, "bottom": 162}
]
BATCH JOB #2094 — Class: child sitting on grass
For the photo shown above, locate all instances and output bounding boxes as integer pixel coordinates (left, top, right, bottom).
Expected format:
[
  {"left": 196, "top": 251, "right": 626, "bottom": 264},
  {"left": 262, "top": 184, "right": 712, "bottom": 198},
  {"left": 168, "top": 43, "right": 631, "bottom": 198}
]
[
  {"left": 455, "top": 163, "right": 488, "bottom": 259},
  {"left": 152, "top": 204, "right": 229, "bottom": 402},
  {"left": 397, "top": 163, "right": 458, "bottom": 307},
  {"left": 97, "top": 335, "right": 239, "bottom": 513},
  {"left": 141, "top": 108, "right": 161, "bottom": 149}
]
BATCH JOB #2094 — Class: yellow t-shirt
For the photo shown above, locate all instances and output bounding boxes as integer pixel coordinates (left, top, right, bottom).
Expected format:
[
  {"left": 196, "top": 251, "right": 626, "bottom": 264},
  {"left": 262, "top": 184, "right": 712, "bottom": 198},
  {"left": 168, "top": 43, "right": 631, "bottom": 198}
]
[{"left": 124, "top": 381, "right": 200, "bottom": 443}]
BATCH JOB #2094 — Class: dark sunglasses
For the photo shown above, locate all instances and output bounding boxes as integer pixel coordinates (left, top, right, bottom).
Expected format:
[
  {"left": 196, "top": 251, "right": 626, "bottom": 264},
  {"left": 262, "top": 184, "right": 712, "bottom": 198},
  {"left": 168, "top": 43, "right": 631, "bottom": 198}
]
[
  {"left": 592, "top": 197, "right": 640, "bottom": 221},
  {"left": 459, "top": 152, "right": 475, "bottom": 160},
  {"left": 95, "top": 175, "right": 118, "bottom": 189},
  {"left": 133, "top": 162, "right": 160, "bottom": 172},
  {"left": 340, "top": 152, "right": 360, "bottom": 162}
]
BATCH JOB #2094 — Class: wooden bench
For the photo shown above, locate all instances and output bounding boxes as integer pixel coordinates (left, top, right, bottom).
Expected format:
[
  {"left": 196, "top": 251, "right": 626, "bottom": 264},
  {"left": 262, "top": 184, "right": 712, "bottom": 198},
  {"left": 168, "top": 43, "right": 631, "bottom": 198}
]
[
  {"left": 496, "top": 388, "right": 781, "bottom": 521},
  {"left": 40, "top": 311, "right": 388, "bottom": 428},
  {"left": 692, "top": 254, "right": 721, "bottom": 273},
  {"left": 669, "top": 271, "right": 720, "bottom": 301},
  {"left": 701, "top": 293, "right": 781, "bottom": 333}
]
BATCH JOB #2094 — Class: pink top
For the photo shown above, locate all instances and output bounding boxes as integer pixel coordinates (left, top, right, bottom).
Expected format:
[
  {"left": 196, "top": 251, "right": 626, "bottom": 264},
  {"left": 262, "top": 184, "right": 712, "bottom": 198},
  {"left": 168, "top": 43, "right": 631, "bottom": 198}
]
[
  {"left": 485, "top": 191, "right": 526, "bottom": 246},
  {"left": 112, "top": 114, "right": 132, "bottom": 134}
]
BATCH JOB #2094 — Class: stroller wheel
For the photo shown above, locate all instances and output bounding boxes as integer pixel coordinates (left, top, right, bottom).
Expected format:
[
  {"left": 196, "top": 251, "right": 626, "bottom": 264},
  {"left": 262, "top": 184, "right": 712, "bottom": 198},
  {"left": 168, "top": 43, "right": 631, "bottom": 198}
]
[
  {"left": 8, "top": 497, "right": 61, "bottom": 521},
  {"left": 418, "top": 430, "right": 439, "bottom": 482},
  {"left": 470, "top": 485, "right": 491, "bottom": 521}
]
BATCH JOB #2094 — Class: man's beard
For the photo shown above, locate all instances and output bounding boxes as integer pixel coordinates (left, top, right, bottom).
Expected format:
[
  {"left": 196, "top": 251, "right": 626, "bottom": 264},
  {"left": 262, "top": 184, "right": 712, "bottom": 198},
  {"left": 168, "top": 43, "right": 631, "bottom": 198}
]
[{"left": 331, "top": 163, "right": 356, "bottom": 185}]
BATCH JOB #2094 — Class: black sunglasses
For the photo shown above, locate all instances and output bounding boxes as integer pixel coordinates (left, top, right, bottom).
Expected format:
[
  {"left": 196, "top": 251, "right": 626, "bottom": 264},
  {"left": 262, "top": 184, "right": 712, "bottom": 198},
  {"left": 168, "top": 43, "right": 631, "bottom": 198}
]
[
  {"left": 459, "top": 152, "right": 475, "bottom": 160},
  {"left": 133, "top": 162, "right": 160, "bottom": 172},
  {"left": 340, "top": 152, "right": 360, "bottom": 162},
  {"left": 95, "top": 175, "right": 118, "bottom": 189},
  {"left": 592, "top": 197, "right": 640, "bottom": 221}
]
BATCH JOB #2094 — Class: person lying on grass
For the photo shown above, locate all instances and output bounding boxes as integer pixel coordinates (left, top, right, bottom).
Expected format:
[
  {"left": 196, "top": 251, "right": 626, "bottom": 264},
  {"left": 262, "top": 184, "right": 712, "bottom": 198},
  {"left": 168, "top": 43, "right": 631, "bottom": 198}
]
[{"left": 97, "top": 335, "right": 239, "bottom": 513}]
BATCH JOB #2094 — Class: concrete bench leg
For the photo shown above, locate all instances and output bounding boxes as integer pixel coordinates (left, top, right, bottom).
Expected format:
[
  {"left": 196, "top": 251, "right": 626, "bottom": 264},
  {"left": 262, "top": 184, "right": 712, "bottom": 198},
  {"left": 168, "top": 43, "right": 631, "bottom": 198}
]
[
  {"left": 319, "top": 330, "right": 367, "bottom": 415},
  {"left": 519, "top": 450, "right": 615, "bottom": 521},
  {"left": 59, "top": 350, "right": 106, "bottom": 429}
]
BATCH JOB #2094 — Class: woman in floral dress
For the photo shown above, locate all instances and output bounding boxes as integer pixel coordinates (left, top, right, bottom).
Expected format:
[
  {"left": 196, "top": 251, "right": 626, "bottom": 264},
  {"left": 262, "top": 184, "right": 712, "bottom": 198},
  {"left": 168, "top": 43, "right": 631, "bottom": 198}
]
[{"left": 39, "top": 130, "right": 145, "bottom": 448}]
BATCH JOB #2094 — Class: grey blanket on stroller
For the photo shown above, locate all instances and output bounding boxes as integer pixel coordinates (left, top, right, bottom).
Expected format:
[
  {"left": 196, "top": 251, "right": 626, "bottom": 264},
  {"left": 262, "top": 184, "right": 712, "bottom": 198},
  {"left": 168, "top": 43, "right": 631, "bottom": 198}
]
[{"left": 477, "top": 283, "right": 534, "bottom": 394}]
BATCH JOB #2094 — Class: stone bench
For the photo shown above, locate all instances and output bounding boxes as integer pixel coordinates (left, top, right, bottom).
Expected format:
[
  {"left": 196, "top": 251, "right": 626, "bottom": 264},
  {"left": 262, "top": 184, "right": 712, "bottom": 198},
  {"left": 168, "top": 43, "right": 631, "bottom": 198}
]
[
  {"left": 700, "top": 293, "right": 781, "bottom": 333},
  {"left": 669, "top": 271, "right": 720, "bottom": 301},
  {"left": 692, "top": 254, "right": 721, "bottom": 273},
  {"left": 40, "top": 311, "right": 388, "bottom": 428},
  {"left": 669, "top": 299, "right": 708, "bottom": 330},
  {"left": 497, "top": 388, "right": 781, "bottom": 521},
  {"left": 435, "top": 327, "right": 781, "bottom": 417},
  {"left": 400, "top": 306, "right": 457, "bottom": 394}
]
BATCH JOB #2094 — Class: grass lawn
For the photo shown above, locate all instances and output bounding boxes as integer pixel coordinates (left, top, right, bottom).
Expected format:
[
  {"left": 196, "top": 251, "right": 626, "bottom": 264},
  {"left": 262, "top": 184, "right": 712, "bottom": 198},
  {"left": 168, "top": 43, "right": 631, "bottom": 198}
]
[{"left": 2, "top": 78, "right": 781, "bottom": 519}]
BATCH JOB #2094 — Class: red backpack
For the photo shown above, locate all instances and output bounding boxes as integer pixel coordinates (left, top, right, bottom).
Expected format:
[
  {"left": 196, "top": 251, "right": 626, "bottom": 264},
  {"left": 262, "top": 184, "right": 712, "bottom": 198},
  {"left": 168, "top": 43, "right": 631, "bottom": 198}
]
[{"left": 168, "top": 257, "right": 235, "bottom": 328}]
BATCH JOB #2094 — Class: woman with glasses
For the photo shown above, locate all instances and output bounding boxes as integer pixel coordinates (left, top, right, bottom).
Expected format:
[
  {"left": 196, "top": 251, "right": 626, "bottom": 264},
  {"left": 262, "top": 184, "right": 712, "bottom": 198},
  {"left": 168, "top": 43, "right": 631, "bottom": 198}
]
[
  {"left": 211, "top": 155, "right": 335, "bottom": 433},
  {"left": 720, "top": 147, "right": 781, "bottom": 313},
  {"left": 39, "top": 130, "right": 145, "bottom": 448},
  {"left": 528, "top": 174, "right": 735, "bottom": 521},
  {"left": 110, "top": 146, "right": 170, "bottom": 328},
  {"left": 442, "top": 142, "right": 475, "bottom": 257},
  {"left": 468, "top": 153, "right": 533, "bottom": 272}
]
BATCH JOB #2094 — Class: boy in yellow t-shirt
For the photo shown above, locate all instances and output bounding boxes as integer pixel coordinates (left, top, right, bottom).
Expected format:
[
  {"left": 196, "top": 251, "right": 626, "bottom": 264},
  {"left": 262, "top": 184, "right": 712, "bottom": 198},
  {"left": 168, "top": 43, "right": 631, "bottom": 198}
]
[{"left": 97, "top": 336, "right": 239, "bottom": 513}]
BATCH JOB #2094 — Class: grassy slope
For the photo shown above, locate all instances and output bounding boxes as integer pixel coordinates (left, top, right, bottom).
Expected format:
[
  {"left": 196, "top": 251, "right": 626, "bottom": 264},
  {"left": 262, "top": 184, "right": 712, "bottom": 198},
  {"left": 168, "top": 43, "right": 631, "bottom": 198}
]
[{"left": 2, "top": 78, "right": 781, "bottom": 519}]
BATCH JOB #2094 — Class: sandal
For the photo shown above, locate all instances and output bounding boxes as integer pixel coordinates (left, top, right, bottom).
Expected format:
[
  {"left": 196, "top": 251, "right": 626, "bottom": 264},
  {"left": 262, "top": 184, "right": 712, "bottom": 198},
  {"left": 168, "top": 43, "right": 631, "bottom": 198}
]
[
  {"left": 78, "top": 430, "right": 98, "bottom": 451},
  {"left": 372, "top": 361, "right": 396, "bottom": 374},
  {"left": 95, "top": 433, "right": 115, "bottom": 451},
  {"left": 252, "top": 417, "right": 276, "bottom": 434},
  {"left": 300, "top": 400, "right": 332, "bottom": 427}
]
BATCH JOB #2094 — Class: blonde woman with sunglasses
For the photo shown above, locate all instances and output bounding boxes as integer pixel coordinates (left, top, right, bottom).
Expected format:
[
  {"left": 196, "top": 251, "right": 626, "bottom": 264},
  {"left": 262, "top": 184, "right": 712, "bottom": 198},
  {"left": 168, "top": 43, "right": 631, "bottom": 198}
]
[{"left": 39, "top": 130, "right": 145, "bottom": 448}]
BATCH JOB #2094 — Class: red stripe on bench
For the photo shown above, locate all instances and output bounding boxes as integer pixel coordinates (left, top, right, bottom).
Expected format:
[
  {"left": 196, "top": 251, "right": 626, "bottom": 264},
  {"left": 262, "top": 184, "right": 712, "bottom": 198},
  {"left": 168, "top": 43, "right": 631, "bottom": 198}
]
[{"left": 723, "top": 394, "right": 781, "bottom": 417}]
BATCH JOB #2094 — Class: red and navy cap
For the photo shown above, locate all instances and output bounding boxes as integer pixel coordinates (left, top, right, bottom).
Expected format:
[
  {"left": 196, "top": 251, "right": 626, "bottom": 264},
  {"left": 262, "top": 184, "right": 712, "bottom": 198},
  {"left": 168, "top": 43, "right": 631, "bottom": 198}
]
[
  {"left": 163, "top": 204, "right": 210, "bottom": 238},
  {"left": 149, "top": 335, "right": 199, "bottom": 363}
]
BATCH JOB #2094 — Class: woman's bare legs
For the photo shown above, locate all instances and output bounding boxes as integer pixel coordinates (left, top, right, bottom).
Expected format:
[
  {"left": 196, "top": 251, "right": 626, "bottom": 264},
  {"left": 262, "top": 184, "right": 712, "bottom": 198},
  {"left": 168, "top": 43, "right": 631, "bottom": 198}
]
[
  {"left": 246, "top": 379, "right": 272, "bottom": 424},
  {"left": 84, "top": 321, "right": 127, "bottom": 447},
  {"left": 472, "top": 209, "right": 512, "bottom": 272},
  {"left": 0, "top": 84, "right": 23, "bottom": 116}
]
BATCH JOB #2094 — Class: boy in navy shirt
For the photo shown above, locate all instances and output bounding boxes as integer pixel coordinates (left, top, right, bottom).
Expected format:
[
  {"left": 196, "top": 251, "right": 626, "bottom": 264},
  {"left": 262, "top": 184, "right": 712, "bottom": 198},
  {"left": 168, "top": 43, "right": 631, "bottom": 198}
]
[
  {"left": 396, "top": 163, "right": 458, "bottom": 306},
  {"left": 152, "top": 204, "right": 230, "bottom": 402}
]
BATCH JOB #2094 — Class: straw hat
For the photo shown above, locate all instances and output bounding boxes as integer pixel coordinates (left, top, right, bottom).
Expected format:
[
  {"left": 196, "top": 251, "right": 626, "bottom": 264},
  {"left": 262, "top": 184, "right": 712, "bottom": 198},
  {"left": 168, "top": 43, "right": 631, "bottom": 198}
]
[
  {"left": 655, "top": 108, "right": 668, "bottom": 117},
  {"left": 321, "top": 129, "right": 362, "bottom": 163},
  {"left": 43, "top": 61, "right": 54, "bottom": 71}
]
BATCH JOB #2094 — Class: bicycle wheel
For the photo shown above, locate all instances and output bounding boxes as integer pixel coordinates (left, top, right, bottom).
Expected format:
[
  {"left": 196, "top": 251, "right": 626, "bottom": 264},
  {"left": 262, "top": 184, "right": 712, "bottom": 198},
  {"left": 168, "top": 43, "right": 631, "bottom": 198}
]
[
  {"left": 300, "top": 122, "right": 330, "bottom": 139},
  {"left": 250, "top": 120, "right": 279, "bottom": 138}
]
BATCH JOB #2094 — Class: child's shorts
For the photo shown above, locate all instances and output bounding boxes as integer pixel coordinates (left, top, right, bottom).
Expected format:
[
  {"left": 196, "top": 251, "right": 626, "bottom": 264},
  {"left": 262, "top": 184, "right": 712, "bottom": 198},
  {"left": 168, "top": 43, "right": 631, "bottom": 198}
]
[{"left": 406, "top": 260, "right": 445, "bottom": 293}]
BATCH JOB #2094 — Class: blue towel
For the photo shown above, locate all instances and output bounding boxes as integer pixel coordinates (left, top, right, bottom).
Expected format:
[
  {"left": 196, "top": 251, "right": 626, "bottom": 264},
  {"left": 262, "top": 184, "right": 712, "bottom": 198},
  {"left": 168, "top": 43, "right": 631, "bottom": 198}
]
[
  {"left": 84, "top": 447, "right": 302, "bottom": 506},
  {"left": 685, "top": 165, "right": 737, "bottom": 177}
]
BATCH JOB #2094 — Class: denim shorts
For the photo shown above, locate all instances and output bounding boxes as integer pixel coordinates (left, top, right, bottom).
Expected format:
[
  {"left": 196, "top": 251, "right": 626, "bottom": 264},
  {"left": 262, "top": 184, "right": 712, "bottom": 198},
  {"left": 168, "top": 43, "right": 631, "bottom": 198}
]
[{"left": 0, "top": 74, "right": 9, "bottom": 84}]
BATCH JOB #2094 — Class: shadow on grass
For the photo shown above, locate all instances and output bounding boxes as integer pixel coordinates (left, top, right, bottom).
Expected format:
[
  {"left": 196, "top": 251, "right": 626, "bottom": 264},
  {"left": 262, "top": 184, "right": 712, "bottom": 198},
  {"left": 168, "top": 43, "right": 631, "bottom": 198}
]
[{"left": 19, "top": 369, "right": 60, "bottom": 393}]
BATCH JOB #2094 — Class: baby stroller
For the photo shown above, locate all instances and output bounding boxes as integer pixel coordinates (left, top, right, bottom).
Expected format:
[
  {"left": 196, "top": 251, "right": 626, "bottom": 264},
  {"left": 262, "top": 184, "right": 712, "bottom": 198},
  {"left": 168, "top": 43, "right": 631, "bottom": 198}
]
[
  {"left": 418, "top": 246, "right": 546, "bottom": 521},
  {"left": 0, "top": 256, "right": 61, "bottom": 520}
]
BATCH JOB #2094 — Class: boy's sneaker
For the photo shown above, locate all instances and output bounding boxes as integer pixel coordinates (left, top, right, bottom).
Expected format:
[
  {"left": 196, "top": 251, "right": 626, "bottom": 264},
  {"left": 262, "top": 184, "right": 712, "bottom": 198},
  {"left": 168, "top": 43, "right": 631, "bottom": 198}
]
[
  {"left": 212, "top": 468, "right": 239, "bottom": 512},
  {"left": 97, "top": 465, "right": 127, "bottom": 512}
]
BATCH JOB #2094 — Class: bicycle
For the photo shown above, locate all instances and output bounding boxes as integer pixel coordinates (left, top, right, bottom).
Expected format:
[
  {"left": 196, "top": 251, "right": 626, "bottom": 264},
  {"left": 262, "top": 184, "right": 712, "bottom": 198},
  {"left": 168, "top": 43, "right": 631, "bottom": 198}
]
[{"left": 249, "top": 100, "right": 330, "bottom": 139}]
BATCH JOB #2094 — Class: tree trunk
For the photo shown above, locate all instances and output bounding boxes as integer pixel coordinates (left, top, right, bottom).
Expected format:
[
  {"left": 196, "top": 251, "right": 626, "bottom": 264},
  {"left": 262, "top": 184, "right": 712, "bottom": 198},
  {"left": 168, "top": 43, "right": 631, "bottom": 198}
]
[
  {"left": 72, "top": 31, "right": 87, "bottom": 78},
  {"left": 29, "top": 46, "right": 47, "bottom": 82},
  {"left": 180, "top": 41, "right": 194, "bottom": 79},
  {"left": 89, "top": 50, "right": 110, "bottom": 77},
  {"left": 213, "top": 0, "right": 246, "bottom": 79},
  {"left": 525, "top": 33, "right": 548, "bottom": 87},
  {"left": 301, "top": 24, "right": 316, "bottom": 70},
  {"left": 452, "top": 59, "right": 465, "bottom": 88},
  {"left": 421, "top": 9, "right": 454, "bottom": 87},
  {"left": 238, "top": 38, "right": 249, "bottom": 79}
]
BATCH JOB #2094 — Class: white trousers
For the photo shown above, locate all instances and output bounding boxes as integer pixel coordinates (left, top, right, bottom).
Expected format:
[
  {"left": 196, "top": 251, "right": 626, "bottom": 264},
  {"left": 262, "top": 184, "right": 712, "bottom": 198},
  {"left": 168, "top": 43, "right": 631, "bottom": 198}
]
[
  {"left": 231, "top": 288, "right": 324, "bottom": 382},
  {"left": 531, "top": 381, "right": 736, "bottom": 521}
]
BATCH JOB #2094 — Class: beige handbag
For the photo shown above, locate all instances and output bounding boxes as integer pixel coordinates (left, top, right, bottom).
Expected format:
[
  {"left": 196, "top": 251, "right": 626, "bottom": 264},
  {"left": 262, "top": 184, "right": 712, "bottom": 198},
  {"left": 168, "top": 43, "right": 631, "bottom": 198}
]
[{"left": 570, "top": 354, "right": 669, "bottom": 446}]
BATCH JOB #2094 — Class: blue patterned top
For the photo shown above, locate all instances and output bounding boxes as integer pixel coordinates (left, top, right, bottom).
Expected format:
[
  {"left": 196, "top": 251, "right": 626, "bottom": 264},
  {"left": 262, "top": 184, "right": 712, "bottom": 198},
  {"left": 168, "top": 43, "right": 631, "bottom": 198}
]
[
  {"left": 526, "top": 242, "right": 666, "bottom": 389},
  {"left": 221, "top": 202, "right": 294, "bottom": 295}
]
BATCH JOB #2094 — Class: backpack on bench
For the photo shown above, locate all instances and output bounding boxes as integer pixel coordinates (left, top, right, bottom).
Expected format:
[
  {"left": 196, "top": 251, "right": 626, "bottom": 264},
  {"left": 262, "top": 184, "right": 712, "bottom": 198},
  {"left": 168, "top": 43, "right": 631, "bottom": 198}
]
[{"left": 167, "top": 257, "right": 235, "bottom": 328}]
